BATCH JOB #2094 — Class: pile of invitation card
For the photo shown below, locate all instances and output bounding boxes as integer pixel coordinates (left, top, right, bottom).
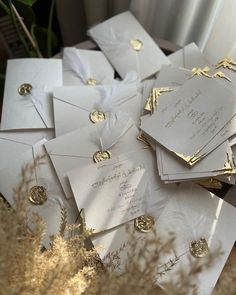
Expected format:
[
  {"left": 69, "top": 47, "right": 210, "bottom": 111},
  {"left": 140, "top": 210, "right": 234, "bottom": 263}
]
[
  {"left": 0, "top": 10, "right": 236, "bottom": 294},
  {"left": 141, "top": 44, "right": 236, "bottom": 185}
]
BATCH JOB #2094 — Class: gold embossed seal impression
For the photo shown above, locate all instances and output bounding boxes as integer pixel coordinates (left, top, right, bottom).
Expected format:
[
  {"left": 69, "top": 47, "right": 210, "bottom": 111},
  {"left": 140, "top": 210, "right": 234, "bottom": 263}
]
[
  {"left": 86, "top": 78, "right": 98, "bottom": 86},
  {"left": 134, "top": 215, "right": 155, "bottom": 233},
  {"left": 130, "top": 39, "right": 143, "bottom": 51},
  {"left": 89, "top": 111, "right": 106, "bottom": 123},
  {"left": 93, "top": 150, "right": 111, "bottom": 163},
  {"left": 28, "top": 185, "right": 47, "bottom": 205},
  {"left": 18, "top": 83, "right": 32, "bottom": 96},
  {"left": 189, "top": 238, "right": 209, "bottom": 258}
]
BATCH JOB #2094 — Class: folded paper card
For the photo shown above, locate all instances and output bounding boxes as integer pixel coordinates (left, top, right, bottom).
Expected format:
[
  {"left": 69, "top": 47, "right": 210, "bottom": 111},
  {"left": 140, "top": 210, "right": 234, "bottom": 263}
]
[
  {"left": 63, "top": 47, "right": 114, "bottom": 86},
  {"left": 141, "top": 77, "right": 236, "bottom": 165},
  {"left": 68, "top": 151, "right": 151, "bottom": 232},
  {"left": 0, "top": 139, "right": 79, "bottom": 248},
  {"left": 0, "top": 129, "right": 54, "bottom": 170},
  {"left": 53, "top": 72, "right": 141, "bottom": 136},
  {"left": 91, "top": 183, "right": 236, "bottom": 294},
  {"left": 45, "top": 112, "right": 176, "bottom": 210},
  {"left": 88, "top": 11, "right": 170, "bottom": 80},
  {"left": 1, "top": 59, "right": 62, "bottom": 130}
]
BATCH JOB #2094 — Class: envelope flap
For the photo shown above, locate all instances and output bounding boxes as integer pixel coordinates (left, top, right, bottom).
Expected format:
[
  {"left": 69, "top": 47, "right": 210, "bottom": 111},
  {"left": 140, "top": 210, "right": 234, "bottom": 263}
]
[
  {"left": 53, "top": 86, "right": 102, "bottom": 111},
  {"left": 45, "top": 113, "right": 140, "bottom": 159},
  {"left": 44, "top": 125, "right": 102, "bottom": 158},
  {"left": 1, "top": 58, "right": 62, "bottom": 130},
  {"left": 89, "top": 11, "right": 165, "bottom": 55},
  {"left": 5, "top": 58, "right": 62, "bottom": 89},
  {"left": 0, "top": 133, "right": 31, "bottom": 146},
  {"left": 63, "top": 48, "right": 114, "bottom": 84},
  {"left": 53, "top": 83, "right": 138, "bottom": 113},
  {"left": 88, "top": 11, "right": 170, "bottom": 80},
  {"left": 0, "top": 130, "right": 52, "bottom": 143},
  {"left": 157, "top": 183, "right": 236, "bottom": 251},
  {"left": 0, "top": 140, "right": 74, "bottom": 248}
]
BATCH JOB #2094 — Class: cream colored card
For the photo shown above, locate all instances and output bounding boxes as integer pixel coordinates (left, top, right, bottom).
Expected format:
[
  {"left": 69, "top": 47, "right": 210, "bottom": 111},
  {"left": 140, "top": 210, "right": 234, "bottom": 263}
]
[
  {"left": 53, "top": 75, "right": 141, "bottom": 136},
  {"left": 92, "top": 183, "right": 236, "bottom": 294},
  {"left": 68, "top": 151, "right": 150, "bottom": 232},
  {"left": 63, "top": 47, "right": 114, "bottom": 85},
  {"left": 152, "top": 65, "right": 191, "bottom": 87},
  {"left": 45, "top": 113, "right": 145, "bottom": 200},
  {"left": 141, "top": 77, "right": 236, "bottom": 166},
  {"left": 45, "top": 112, "right": 176, "bottom": 210},
  {"left": 168, "top": 42, "right": 211, "bottom": 69},
  {"left": 157, "top": 140, "right": 235, "bottom": 181},
  {"left": 88, "top": 11, "right": 170, "bottom": 80},
  {"left": 1, "top": 59, "right": 62, "bottom": 130},
  {"left": 0, "top": 139, "right": 79, "bottom": 248}
]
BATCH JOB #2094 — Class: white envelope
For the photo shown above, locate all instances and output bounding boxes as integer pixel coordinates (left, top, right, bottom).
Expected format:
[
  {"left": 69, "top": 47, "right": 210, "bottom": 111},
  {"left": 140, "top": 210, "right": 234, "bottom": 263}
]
[
  {"left": 92, "top": 183, "right": 236, "bottom": 295},
  {"left": 1, "top": 58, "right": 62, "bottom": 130},
  {"left": 0, "top": 139, "right": 79, "bottom": 248},
  {"left": 88, "top": 11, "right": 170, "bottom": 80},
  {"left": 0, "top": 129, "right": 54, "bottom": 170},
  {"left": 168, "top": 42, "right": 212, "bottom": 69},
  {"left": 45, "top": 113, "right": 176, "bottom": 208},
  {"left": 63, "top": 47, "right": 115, "bottom": 85},
  {"left": 53, "top": 77, "right": 142, "bottom": 136}
]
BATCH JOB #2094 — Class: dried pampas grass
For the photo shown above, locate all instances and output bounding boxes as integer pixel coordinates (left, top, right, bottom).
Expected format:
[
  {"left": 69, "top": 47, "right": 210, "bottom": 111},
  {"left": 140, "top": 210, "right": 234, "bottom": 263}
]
[{"left": 0, "top": 160, "right": 235, "bottom": 295}]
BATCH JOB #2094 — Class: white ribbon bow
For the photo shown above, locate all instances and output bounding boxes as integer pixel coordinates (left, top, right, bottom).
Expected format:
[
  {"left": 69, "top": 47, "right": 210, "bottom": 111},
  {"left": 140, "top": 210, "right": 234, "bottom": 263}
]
[
  {"left": 91, "top": 112, "right": 133, "bottom": 151},
  {"left": 63, "top": 47, "right": 107, "bottom": 84},
  {"left": 96, "top": 71, "right": 139, "bottom": 113}
]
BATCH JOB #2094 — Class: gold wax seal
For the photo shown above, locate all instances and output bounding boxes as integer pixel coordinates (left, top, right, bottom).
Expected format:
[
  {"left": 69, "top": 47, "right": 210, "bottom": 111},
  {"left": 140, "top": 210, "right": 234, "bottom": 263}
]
[
  {"left": 189, "top": 238, "right": 209, "bottom": 258},
  {"left": 134, "top": 215, "right": 155, "bottom": 233},
  {"left": 130, "top": 39, "right": 143, "bottom": 51},
  {"left": 28, "top": 185, "right": 47, "bottom": 205},
  {"left": 93, "top": 151, "right": 111, "bottom": 163},
  {"left": 18, "top": 83, "right": 32, "bottom": 96},
  {"left": 89, "top": 111, "right": 106, "bottom": 123},
  {"left": 86, "top": 78, "right": 98, "bottom": 86}
]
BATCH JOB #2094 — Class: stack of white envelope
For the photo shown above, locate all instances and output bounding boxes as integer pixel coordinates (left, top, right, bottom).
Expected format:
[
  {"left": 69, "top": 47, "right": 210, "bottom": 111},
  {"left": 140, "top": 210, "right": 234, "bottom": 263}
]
[{"left": 0, "top": 10, "right": 236, "bottom": 294}]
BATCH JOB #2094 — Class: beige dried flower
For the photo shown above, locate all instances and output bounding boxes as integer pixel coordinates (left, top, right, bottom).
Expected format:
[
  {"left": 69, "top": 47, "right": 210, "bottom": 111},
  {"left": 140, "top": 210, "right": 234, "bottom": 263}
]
[{"left": 0, "top": 159, "right": 235, "bottom": 295}]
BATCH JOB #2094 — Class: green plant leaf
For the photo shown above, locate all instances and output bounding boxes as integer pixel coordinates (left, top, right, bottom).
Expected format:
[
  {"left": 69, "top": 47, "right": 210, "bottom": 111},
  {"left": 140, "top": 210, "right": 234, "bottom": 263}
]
[
  {"left": 0, "top": 62, "right": 6, "bottom": 113},
  {"left": 31, "top": 24, "right": 58, "bottom": 57},
  {"left": 13, "top": 1, "right": 36, "bottom": 27},
  {"left": 15, "top": 0, "right": 37, "bottom": 6},
  {"left": 0, "top": 0, "right": 10, "bottom": 15}
]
